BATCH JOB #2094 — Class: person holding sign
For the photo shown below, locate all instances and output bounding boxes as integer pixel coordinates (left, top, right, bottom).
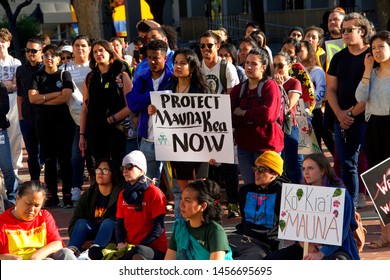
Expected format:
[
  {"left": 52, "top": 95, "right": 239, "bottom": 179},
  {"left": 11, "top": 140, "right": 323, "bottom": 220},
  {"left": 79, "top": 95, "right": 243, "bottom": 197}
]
[
  {"left": 265, "top": 153, "right": 359, "bottom": 260},
  {"left": 231, "top": 48, "right": 284, "bottom": 185},
  {"left": 165, "top": 179, "right": 232, "bottom": 260},
  {"left": 233, "top": 151, "right": 289, "bottom": 255},
  {"left": 355, "top": 30, "right": 390, "bottom": 249}
]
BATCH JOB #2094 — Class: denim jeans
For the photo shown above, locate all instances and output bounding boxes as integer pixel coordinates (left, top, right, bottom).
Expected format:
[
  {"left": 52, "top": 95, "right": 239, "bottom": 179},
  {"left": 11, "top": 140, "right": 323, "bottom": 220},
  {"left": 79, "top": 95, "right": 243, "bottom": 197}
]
[
  {"left": 0, "top": 129, "right": 16, "bottom": 199},
  {"left": 20, "top": 119, "right": 41, "bottom": 181},
  {"left": 72, "top": 125, "right": 84, "bottom": 190},
  {"left": 140, "top": 139, "right": 162, "bottom": 185},
  {"left": 68, "top": 218, "right": 116, "bottom": 249},
  {"left": 334, "top": 122, "right": 366, "bottom": 206},
  {"left": 282, "top": 125, "right": 303, "bottom": 184},
  {"left": 237, "top": 146, "right": 262, "bottom": 185}
]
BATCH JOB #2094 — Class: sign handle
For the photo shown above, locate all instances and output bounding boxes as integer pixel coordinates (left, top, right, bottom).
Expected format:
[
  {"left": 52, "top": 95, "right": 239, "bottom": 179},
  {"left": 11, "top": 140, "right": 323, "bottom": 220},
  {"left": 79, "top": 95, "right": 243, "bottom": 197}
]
[{"left": 303, "top": 242, "right": 309, "bottom": 258}]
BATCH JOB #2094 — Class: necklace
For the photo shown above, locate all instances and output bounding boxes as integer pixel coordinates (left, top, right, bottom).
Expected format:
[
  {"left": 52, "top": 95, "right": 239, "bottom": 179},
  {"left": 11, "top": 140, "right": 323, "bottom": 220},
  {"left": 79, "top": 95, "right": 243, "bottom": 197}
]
[{"left": 177, "top": 83, "right": 190, "bottom": 93}]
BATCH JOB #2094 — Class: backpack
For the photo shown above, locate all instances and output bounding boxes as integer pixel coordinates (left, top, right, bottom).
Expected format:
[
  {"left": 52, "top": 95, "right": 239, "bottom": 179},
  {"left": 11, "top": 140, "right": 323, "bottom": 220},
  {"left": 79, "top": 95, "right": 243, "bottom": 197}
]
[
  {"left": 238, "top": 79, "right": 291, "bottom": 135},
  {"left": 219, "top": 59, "right": 228, "bottom": 94}
]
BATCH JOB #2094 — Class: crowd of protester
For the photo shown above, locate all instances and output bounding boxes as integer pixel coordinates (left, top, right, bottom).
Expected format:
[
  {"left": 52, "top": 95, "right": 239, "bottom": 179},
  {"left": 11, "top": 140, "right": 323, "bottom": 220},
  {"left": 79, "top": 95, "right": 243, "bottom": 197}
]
[{"left": 1, "top": 6, "right": 390, "bottom": 260}]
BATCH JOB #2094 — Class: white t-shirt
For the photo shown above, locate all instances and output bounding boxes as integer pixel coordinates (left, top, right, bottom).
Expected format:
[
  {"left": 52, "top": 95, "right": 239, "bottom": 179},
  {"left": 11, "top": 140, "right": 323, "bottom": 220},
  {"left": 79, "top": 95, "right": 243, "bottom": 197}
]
[
  {"left": 0, "top": 55, "right": 21, "bottom": 86},
  {"left": 147, "top": 72, "right": 165, "bottom": 141},
  {"left": 201, "top": 57, "right": 239, "bottom": 94},
  {"left": 60, "top": 61, "right": 91, "bottom": 90}
]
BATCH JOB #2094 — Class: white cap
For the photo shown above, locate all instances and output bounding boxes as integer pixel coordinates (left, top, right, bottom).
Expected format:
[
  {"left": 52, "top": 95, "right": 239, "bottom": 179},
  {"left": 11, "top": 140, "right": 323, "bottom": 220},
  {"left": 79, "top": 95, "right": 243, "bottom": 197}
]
[
  {"left": 61, "top": 45, "right": 73, "bottom": 53},
  {"left": 122, "top": 150, "right": 147, "bottom": 174}
]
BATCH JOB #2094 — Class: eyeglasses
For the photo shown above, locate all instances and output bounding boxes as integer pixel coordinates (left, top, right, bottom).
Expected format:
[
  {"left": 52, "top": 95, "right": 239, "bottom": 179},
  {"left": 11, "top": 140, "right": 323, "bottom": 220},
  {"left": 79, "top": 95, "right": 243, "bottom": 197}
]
[
  {"left": 274, "top": 63, "right": 287, "bottom": 69},
  {"left": 120, "top": 163, "right": 138, "bottom": 172},
  {"left": 219, "top": 53, "right": 230, "bottom": 58},
  {"left": 340, "top": 27, "right": 361, "bottom": 34},
  {"left": 290, "top": 32, "right": 302, "bottom": 38},
  {"left": 199, "top": 43, "right": 214, "bottom": 49},
  {"left": 43, "top": 54, "right": 56, "bottom": 59},
  {"left": 61, "top": 56, "right": 71, "bottom": 60},
  {"left": 95, "top": 168, "right": 111, "bottom": 175},
  {"left": 252, "top": 166, "right": 270, "bottom": 173},
  {"left": 25, "top": 48, "right": 40, "bottom": 54}
]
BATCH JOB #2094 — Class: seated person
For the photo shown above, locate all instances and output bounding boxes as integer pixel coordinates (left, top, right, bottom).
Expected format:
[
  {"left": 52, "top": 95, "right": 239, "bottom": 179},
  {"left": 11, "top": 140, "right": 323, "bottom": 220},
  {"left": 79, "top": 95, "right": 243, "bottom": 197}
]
[
  {"left": 67, "top": 159, "right": 124, "bottom": 257},
  {"left": 165, "top": 179, "right": 232, "bottom": 260},
  {"left": 231, "top": 151, "right": 289, "bottom": 258},
  {"left": 264, "top": 153, "right": 360, "bottom": 260},
  {"left": 0, "top": 181, "right": 76, "bottom": 260},
  {"left": 89, "top": 150, "right": 168, "bottom": 260}
]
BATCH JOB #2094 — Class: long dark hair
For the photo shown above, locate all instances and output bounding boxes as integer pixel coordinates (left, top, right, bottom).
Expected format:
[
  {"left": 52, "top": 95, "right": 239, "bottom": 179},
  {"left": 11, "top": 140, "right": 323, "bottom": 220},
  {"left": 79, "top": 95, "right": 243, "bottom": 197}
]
[
  {"left": 247, "top": 47, "right": 272, "bottom": 79},
  {"left": 172, "top": 48, "right": 209, "bottom": 93},
  {"left": 185, "top": 179, "right": 223, "bottom": 225},
  {"left": 89, "top": 40, "right": 115, "bottom": 70},
  {"left": 219, "top": 43, "right": 239, "bottom": 66},
  {"left": 303, "top": 153, "right": 344, "bottom": 187},
  {"left": 299, "top": 40, "right": 320, "bottom": 67},
  {"left": 94, "top": 158, "right": 124, "bottom": 188}
]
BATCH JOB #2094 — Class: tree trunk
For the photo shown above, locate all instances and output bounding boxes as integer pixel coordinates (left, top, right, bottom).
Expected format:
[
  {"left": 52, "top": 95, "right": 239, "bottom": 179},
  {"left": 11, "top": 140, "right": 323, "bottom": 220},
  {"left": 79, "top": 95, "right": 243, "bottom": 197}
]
[
  {"left": 250, "top": 0, "right": 265, "bottom": 32},
  {"left": 0, "top": 0, "right": 33, "bottom": 59},
  {"left": 73, "top": 0, "right": 102, "bottom": 40},
  {"left": 145, "top": 0, "right": 166, "bottom": 24},
  {"left": 376, "top": 0, "right": 390, "bottom": 31}
]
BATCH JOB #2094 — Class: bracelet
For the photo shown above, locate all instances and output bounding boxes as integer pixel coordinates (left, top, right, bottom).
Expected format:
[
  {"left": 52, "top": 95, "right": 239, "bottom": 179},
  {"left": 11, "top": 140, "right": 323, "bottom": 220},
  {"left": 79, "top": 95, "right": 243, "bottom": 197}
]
[
  {"left": 362, "top": 77, "right": 370, "bottom": 80},
  {"left": 80, "top": 133, "right": 85, "bottom": 136},
  {"left": 42, "top": 95, "right": 46, "bottom": 101}
]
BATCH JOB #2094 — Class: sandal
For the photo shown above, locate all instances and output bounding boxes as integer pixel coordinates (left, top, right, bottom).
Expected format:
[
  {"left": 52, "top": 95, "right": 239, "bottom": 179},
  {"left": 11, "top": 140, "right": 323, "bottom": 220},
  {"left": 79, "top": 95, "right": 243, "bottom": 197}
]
[{"left": 368, "top": 236, "right": 390, "bottom": 249}]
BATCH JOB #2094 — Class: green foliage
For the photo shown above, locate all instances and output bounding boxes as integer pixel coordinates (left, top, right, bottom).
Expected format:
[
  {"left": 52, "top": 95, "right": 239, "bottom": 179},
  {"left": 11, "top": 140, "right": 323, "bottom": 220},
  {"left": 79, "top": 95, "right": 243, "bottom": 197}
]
[{"left": 0, "top": 14, "right": 40, "bottom": 49}]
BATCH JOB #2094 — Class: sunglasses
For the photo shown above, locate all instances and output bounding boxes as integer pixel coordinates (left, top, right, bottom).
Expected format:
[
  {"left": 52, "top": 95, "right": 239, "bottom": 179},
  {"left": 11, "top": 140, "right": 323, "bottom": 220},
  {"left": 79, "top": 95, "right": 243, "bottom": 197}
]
[
  {"left": 120, "top": 163, "right": 138, "bottom": 172},
  {"left": 274, "top": 63, "right": 287, "bottom": 69},
  {"left": 25, "top": 48, "right": 40, "bottom": 54},
  {"left": 340, "top": 27, "right": 361, "bottom": 34},
  {"left": 199, "top": 43, "right": 214, "bottom": 49},
  {"left": 219, "top": 53, "right": 230, "bottom": 58},
  {"left": 95, "top": 168, "right": 111, "bottom": 175},
  {"left": 43, "top": 54, "right": 56, "bottom": 59},
  {"left": 62, "top": 56, "right": 71, "bottom": 60},
  {"left": 252, "top": 166, "right": 270, "bottom": 173}
]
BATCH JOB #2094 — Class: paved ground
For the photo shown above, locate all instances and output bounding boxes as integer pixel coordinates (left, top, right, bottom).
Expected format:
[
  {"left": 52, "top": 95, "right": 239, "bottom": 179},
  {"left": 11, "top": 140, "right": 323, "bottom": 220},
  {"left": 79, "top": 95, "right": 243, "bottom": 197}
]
[{"left": 17, "top": 146, "right": 390, "bottom": 260}]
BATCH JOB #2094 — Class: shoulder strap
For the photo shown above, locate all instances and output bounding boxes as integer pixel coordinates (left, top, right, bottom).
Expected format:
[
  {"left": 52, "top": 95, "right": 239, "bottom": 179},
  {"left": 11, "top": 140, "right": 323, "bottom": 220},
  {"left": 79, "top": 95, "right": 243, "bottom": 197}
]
[
  {"left": 238, "top": 78, "right": 268, "bottom": 101},
  {"left": 219, "top": 59, "right": 227, "bottom": 92},
  {"left": 60, "top": 69, "right": 64, "bottom": 81}
]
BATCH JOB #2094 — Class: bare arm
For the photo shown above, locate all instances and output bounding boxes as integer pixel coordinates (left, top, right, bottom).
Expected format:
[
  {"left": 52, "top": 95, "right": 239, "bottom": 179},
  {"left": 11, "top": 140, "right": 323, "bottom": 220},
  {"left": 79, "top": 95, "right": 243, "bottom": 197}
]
[
  {"left": 210, "top": 251, "right": 226, "bottom": 260},
  {"left": 29, "top": 240, "right": 63, "bottom": 260},
  {"left": 164, "top": 249, "right": 177, "bottom": 260},
  {"left": 17, "top": 95, "right": 23, "bottom": 120},
  {"left": 43, "top": 87, "right": 72, "bottom": 105}
]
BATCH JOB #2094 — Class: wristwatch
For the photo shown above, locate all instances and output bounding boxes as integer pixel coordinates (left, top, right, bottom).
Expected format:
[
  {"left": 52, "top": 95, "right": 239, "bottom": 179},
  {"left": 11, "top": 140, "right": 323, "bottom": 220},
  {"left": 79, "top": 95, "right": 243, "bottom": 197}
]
[{"left": 347, "top": 111, "right": 354, "bottom": 117}]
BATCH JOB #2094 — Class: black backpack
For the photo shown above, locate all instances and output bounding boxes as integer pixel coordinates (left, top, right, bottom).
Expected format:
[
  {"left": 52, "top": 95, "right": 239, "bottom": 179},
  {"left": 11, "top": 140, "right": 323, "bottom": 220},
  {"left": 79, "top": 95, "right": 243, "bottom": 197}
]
[{"left": 238, "top": 79, "right": 291, "bottom": 135}]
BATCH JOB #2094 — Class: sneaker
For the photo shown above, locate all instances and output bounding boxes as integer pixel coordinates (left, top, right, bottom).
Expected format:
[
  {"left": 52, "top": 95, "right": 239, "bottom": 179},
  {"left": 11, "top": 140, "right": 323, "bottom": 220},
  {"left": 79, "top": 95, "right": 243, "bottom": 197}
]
[
  {"left": 357, "top": 193, "right": 366, "bottom": 209},
  {"left": 63, "top": 194, "right": 73, "bottom": 208},
  {"left": 68, "top": 246, "right": 80, "bottom": 258},
  {"left": 71, "top": 188, "right": 81, "bottom": 201},
  {"left": 78, "top": 249, "right": 91, "bottom": 260},
  {"left": 44, "top": 195, "right": 60, "bottom": 208},
  {"left": 227, "top": 203, "right": 239, "bottom": 218},
  {"left": 88, "top": 245, "right": 103, "bottom": 260}
]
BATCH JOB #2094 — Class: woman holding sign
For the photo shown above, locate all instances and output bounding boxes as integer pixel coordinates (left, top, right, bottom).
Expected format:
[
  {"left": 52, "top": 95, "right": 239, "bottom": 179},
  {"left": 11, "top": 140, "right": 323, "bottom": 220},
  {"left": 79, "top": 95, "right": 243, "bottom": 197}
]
[
  {"left": 265, "top": 153, "right": 360, "bottom": 260},
  {"left": 356, "top": 30, "right": 390, "bottom": 249}
]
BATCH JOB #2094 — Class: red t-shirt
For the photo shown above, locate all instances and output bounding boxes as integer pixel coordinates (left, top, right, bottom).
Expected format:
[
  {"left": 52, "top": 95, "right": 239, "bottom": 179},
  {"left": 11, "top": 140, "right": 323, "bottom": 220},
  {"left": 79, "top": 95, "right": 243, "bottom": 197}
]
[
  {"left": 0, "top": 209, "right": 64, "bottom": 259},
  {"left": 116, "top": 184, "right": 168, "bottom": 252},
  {"left": 283, "top": 77, "right": 302, "bottom": 126}
]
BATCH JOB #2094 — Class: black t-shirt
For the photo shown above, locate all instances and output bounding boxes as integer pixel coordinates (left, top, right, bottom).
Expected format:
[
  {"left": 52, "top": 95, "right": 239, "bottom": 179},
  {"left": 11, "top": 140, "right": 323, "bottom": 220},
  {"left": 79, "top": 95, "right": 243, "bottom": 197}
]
[
  {"left": 29, "top": 69, "right": 73, "bottom": 120},
  {"left": 94, "top": 192, "right": 111, "bottom": 223},
  {"left": 327, "top": 47, "right": 369, "bottom": 123}
]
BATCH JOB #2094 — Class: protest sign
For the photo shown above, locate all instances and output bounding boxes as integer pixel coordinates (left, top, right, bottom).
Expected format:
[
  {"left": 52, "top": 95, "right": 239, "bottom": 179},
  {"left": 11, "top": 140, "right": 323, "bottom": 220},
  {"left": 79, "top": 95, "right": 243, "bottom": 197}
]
[
  {"left": 150, "top": 92, "right": 234, "bottom": 164},
  {"left": 361, "top": 157, "right": 390, "bottom": 226},
  {"left": 325, "top": 38, "right": 345, "bottom": 63},
  {"left": 278, "top": 183, "right": 346, "bottom": 246}
]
